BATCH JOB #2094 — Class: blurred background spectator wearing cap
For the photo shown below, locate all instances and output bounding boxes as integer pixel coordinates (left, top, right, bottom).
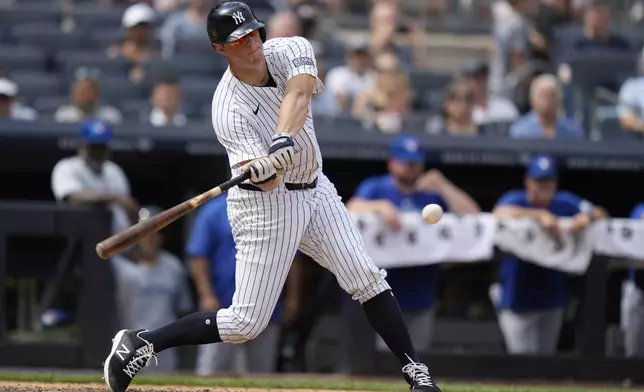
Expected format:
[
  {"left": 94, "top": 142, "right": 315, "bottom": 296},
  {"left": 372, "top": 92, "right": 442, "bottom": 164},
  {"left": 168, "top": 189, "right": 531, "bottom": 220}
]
[
  {"left": 159, "top": 0, "right": 210, "bottom": 59},
  {"left": 347, "top": 135, "right": 479, "bottom": 352},
  {"left": 107, "top": 3, "right": 161, "bottom": 83},
  {"left": 510, "top": 74, "right": 584, "bottom": 139},
  {"left": 426, "top": 82, "right": 484, "bottom": 136},
  {"left": 111, "top": 205, "right": 193, "bottom": 374},
  {"left": 54, "top": 68, "right": 123, "bottom": 125},
  {"left": 491, "top": 155, "right": 606, "bottom": 354},
  {"left": 459, "top": 59, "right": 520, "bottom": 126},
  {"left": 0, "top": 77, "right": 37, "bottom": 121},
  {"left": 186, "top": 192, "right": 300, "bottom": 375},
  {"left": 324, "top": 42, "right": 374, "bottom": 115},
  {"left": 50, "top": 120, "right": 139, "bottom": 235}
]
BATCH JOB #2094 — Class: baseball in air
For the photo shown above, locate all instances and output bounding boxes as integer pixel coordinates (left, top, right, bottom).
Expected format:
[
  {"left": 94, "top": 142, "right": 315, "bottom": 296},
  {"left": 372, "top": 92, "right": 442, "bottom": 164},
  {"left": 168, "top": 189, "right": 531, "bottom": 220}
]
[{"left": 422, "top": 204, "right": 443, "bottom": 224}]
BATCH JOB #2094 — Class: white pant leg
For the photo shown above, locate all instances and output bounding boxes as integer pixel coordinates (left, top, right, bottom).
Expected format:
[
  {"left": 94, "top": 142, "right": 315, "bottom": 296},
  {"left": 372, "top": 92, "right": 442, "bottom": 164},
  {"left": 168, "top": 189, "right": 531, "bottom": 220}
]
[
  {"left": 536, "top": 309, "right": 563, "bottom": 354},
  {"left": 195, "top": 343, "right": 238, "bottom": 375},
  {"left": 299, "top": 174, "right": 390, "bottom": 304},
  {"left": 243, "top": 324, "right": 281, "bottom": 373},
  {"left": 622, "top": 281, "right": 644, "bottom": 357},
  {"left": 376, "top": 309, "right": 435, "bottom": 352},
  {"left": 498, "top": 310, "right": 539, "bottom": 354},
  {"left": 216, "top": 189, "right": 313, "bottom": 344}
]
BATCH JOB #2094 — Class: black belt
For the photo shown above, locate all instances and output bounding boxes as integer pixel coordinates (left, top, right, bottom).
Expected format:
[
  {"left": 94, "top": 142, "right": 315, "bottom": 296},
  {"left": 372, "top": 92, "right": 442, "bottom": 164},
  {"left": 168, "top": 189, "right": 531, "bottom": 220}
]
[{"left": 238, "top": 178, "right": 317, "bottom": 192}]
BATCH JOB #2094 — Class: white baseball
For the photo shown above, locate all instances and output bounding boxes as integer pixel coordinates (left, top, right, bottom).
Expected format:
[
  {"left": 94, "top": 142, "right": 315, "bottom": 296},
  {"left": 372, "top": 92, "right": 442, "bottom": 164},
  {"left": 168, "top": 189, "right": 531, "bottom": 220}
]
[{"left": 422, "top": 204, "right": 443, "bottom": 224}]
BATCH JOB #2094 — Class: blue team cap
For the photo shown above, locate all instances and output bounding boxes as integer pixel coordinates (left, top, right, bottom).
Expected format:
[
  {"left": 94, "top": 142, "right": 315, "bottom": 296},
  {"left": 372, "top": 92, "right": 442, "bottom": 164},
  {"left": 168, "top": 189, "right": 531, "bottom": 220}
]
[
  {"left": 79, "top": 119, "right": 113, "bottom": 144},
  {"left": 527, "top": 155, "right": 558, "bottom": 180},
  {"left": 389, "top": 135, "right": 425, "bottom": 163}
]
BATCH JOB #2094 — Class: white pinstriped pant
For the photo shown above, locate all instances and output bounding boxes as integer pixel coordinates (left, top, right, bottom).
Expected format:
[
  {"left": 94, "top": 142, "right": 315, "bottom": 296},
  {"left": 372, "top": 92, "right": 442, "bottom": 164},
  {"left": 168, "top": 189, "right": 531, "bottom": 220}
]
[{"left": 216, "top": 173, "right": 390, "bottom": 344}]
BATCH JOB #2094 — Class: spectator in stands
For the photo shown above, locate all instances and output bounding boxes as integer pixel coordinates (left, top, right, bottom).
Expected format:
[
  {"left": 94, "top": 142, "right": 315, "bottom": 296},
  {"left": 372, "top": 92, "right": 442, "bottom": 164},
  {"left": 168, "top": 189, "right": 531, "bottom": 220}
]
[
  {"left": 368, "top": 0, "right": 414, "bottom": 68},
  {"left": 426, "top": 82, "right": 483, "bottom": 136},
  {"left": 492, "top": 154, "right": 606, "bottom": 354},
  {"left": 107, "top": 3, "right": 160, "bottom": 84},
  {"left": 324, "top": 42, "right": 373, "bottom": 114},
  {"left": 556, "top": 0, "right": 631, "bottom": 89},
  {"left": 0, "top": 78, "right": 37, "bottom": 121},
  {"left": 509, "top": 74, "right": 584, "bottom": 139},
  {"left": 352, "top": 51, "right": 412, "bottom": 133},
  {"left": 187, "top": 192, "right": 300, "bottom": 375},
  {"left": 459, "top": 59, "right": 519, "bottom": 125},
  {"left": 489, "top": 0, "right": 536, "bottom": 100},
  {"left": 347, "top": 135, "right": 479, "bottom": 352},
  {"left": 529, "top": 0, "right": 574, "bottom": 64},
  {"left": 159, "top": 0, "right": 209, "bottom": 59},
  {"left": 622, "top": 203, "right": 644, "bottom": 357},
  {"left": 616, "top": 54, "right": 644, "bottom": 136},
  {"left": 54, "top": 67, "right": 123, "bottom": 125},
  {"left": 312, "top": 55, "right": 341, "bottom": 117},
  {"left": 50, "top": 119, "right": 138, "bottom": 235},
  {"left": 266, "top": 10, "right": 302, "bottom": 38},
  {"left": 112, "top": 205, "right": 193, "bottom": 374},
  {"left": 146, "top": 76, "right": 187, "bottom": 127}
]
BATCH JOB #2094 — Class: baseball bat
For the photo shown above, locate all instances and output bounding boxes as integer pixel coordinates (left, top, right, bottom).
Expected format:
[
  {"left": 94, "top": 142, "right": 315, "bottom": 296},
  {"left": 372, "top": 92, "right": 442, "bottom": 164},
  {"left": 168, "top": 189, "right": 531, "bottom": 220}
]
[{"left": 95, "top": 171, "right": 251, "bottom": 260}]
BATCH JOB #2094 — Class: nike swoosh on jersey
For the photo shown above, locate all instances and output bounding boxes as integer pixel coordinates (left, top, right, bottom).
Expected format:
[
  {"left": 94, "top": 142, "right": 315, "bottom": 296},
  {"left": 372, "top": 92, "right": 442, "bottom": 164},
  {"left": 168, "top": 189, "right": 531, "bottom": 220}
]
[{"left": 253, "top": 103, "right": 260, "bottom": 115}]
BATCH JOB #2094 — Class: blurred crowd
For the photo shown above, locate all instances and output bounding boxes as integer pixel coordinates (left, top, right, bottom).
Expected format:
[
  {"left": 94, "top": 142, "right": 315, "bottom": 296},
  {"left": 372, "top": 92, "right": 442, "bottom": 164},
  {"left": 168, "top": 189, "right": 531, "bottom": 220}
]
[{"left": 1, "top": 0, "right": 644, "bottom": 141}]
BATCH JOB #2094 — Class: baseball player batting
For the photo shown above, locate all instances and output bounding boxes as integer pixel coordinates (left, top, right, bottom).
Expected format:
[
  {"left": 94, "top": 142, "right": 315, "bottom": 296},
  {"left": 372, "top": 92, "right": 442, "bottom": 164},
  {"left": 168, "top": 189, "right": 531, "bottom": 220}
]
[{"left": 103, "top": 2, "right": 440, "bottom": 391}]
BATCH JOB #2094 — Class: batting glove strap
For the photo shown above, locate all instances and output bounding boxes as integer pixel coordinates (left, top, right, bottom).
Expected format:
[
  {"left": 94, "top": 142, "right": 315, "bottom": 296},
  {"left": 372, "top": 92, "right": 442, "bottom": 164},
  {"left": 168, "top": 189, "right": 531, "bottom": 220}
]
[
  {"left": 269, "top": 132, "right": 295, "bottom": 170},
  {"left": 246, "top": 157, "right": 277, "bottom": 185}
]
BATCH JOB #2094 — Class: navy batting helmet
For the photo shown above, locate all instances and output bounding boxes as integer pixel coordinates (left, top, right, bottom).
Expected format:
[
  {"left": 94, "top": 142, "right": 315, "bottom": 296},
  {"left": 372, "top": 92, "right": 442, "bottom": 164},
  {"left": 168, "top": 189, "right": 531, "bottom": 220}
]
[{"left": 207, "top": 1, "right": 267, "bottom": 44}]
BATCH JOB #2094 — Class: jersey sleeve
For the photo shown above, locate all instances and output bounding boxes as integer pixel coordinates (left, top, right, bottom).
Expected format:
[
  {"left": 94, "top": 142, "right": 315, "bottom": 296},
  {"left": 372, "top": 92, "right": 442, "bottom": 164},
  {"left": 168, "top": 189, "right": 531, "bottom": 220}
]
[
  {"left": 353, "top": 178, "right": 380, "bottom": 200},
  {"left": 51, "top": 160, "right": 84, "bottom": 201},
  {"left": 278, "top": 36, "right": 324, "bottom": 93},
  {"left": 213, "top": 108, "right": 267, "bottom": 169},
  {"left": 630, "top": 203, "right": 644, "bottom": 219},
  {"left": 558, "top": 191, "right": 593, "bottom": 214}
]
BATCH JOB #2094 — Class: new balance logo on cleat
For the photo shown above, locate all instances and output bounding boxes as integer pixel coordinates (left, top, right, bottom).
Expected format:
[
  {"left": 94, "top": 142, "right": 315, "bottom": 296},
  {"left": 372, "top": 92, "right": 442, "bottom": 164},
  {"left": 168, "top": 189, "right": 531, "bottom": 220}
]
[{"left": 103, "top": 329, "right": 157, "bottom": 392}]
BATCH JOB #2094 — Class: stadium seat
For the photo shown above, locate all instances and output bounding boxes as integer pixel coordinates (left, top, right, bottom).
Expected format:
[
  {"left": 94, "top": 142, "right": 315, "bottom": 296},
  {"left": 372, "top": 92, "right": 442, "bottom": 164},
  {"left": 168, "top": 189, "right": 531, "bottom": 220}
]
[
  {"left": 119, "top": 99, "right": 150, "bottom": 122},
  {"left": 402, "top": 113, "right": 430, "bottom": 133},
  {"left": 0, "top": 6, "right": 61, "bottom": 28},
  {"left": 409, "top": 70, "right": 453, "bottom": 110},
  {"left": 56, "top": 50, "right": 131, "bottom": 77},
  {"left": 98, "top": 76, "right": 145, "bottom": 105},
  {"left": 89, "top": 29, "right": 123, "bottom": 48},
  {"left": 144, "top": 56, "right": 227, "bottom": 80},
  {"left": 173, "top": 37, "right": 215, "bottom": 57},
  {"left": 71, "top": 7, "right": 125, "bottom": 30},
  {"left": 181, "top": 77, "right": 220, "bottom": 107},
  {"left": 32, "top": 96, "right": 71, "bottom": 115},
  {"left": 10, "top": 72, "right": 63, "bottom": 104},
  {"left": 10, "top": 23, "right": 87, "bottom": 51},
  {"left": 0, "top": 45, "right": 48, "bottom": 72},
  {"left": 597, "top": 116, "right": 641, "bottom": 141}
]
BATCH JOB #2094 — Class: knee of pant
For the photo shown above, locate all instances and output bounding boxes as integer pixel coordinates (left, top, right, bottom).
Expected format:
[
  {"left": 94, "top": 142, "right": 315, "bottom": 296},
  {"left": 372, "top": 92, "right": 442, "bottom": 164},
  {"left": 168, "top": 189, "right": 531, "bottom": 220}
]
[
  {"left": 350, "top": 268, "right": 391, "bottom": 303},
  {"left": 226, "top": 313, "right": 268, "bottom": 344}
]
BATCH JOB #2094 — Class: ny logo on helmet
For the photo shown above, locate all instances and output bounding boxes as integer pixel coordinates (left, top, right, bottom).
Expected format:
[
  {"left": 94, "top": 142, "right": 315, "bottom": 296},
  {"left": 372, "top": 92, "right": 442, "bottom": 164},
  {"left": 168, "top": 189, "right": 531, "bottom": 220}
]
[{"left": 232, "top": 11, "right": 245, "bottom": 25}]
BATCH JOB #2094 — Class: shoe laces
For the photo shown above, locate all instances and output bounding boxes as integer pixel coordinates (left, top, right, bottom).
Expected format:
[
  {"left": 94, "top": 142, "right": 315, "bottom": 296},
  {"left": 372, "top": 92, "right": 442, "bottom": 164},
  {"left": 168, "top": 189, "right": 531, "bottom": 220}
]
[
  {"left": 402, "top": 361, "right": 434, "bottom": 387},
  {"left": 123, "top": 334, "right": 158, "bottom": 379}
]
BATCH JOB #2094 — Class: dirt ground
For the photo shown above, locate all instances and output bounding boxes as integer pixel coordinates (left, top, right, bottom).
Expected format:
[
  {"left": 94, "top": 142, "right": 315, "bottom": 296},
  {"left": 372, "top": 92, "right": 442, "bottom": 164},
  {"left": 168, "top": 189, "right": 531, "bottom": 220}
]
[{"left": 0, "top": 382, "right": 370, "bottom": 392}]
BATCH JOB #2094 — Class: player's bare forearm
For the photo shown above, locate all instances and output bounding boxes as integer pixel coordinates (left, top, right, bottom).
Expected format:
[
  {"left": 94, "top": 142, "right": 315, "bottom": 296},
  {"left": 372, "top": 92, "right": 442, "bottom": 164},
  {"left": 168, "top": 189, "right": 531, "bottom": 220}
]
[
  {"left": 493, "top": 205, "right": 544, "bottom": 219},
  {"left": 347, "top": 198, "right": 392, "bottom": 214},
  {"left": 276, "top": 74, "right": 317, "bottom": 137},
  {"left": 439, "top": 183, "right": 480, "bottom": 214},
  {"left": 189, "top": 257, "right": 216, "bottom": 299}
]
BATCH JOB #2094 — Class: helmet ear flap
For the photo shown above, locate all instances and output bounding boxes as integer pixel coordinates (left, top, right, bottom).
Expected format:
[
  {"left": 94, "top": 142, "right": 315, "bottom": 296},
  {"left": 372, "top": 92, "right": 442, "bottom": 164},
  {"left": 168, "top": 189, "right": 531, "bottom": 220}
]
[{"left": 259, "top": 26, "right": 267, "bottom": 42}]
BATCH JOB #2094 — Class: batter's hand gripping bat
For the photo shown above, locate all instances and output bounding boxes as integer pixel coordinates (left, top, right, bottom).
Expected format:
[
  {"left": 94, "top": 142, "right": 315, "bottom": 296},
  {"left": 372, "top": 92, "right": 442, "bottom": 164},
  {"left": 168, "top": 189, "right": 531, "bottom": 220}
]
[{"left": 95, "top": 171, "right": 251, "bottom": 260}]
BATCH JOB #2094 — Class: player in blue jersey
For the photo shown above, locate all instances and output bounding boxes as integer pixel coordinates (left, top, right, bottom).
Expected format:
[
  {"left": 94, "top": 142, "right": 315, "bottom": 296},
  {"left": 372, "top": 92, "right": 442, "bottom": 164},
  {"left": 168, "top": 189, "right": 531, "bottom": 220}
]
[
  {"left": 492, "top": 154, "right": 606, "bottom": 354},
  {"left": 347, "top": 135, "right": 480, "bottom": 350}
]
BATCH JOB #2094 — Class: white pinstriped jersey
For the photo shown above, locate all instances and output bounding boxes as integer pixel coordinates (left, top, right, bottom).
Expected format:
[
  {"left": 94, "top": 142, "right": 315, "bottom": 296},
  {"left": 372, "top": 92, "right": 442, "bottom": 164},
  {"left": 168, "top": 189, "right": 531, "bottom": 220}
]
[{"left": 211, "top": 36, "right": 324, "bottom": 185}]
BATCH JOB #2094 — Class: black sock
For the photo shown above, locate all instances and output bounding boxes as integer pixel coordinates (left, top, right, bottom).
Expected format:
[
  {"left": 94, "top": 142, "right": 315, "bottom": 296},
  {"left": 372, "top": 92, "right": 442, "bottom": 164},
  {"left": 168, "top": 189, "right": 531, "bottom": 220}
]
[
  {"left": 139, "top": 311, "right": 221, "bottom": 353},
  {"left": 361, "top": 290, "right": 419, "bottom": 365}
]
